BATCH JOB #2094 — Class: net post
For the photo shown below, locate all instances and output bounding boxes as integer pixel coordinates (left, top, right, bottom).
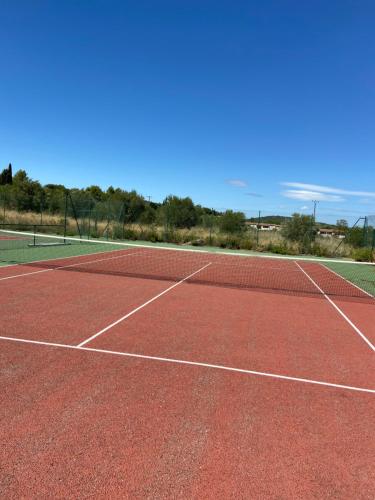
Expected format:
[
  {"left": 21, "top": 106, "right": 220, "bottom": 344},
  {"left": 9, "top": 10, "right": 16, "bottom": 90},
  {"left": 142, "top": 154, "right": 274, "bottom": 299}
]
[
  {"left": 68, "top": 191, "right": 82, "bottom": 239},
  {"left": 2, "top": 190, "right": 6, "bottom": 221},
  {"left": 88, "top": 205, "right": 92, "bottom": 240},
  {"left": 40, "top": 192, "right": 44, "bottom": 225},
  {"left": 363, "top": 216, "right": 369, "bottom": 247}
]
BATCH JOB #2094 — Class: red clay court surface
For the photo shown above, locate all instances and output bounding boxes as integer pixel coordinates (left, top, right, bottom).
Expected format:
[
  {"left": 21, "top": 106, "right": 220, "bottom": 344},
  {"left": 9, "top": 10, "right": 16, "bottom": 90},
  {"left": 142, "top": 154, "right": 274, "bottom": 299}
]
[{"left": 0, "top": 248, "right": 374, "bottom": 498}]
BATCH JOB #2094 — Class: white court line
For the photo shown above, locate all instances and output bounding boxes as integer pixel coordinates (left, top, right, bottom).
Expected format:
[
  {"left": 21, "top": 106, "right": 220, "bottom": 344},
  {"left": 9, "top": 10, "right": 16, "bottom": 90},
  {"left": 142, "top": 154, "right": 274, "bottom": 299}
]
[
  {"left": 321, "top": 263, "right": 374, "bottom": 299},
  {"left": 294, "top": 261, "right": 375, "bottom": 353},
  {"left": 0, "top": 249, "right": 146, "bottom": 282},
  {"left": 77, "top": 262, "right": 212, "bottom": 347},
  {"left": 0, "top": 335, "right": 373, "bottom": 394}
]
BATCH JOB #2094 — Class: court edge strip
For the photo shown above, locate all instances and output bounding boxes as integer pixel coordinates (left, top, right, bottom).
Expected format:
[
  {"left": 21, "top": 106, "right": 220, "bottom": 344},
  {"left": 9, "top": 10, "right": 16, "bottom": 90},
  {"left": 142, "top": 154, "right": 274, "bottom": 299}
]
[
  {"left": 321, "top": 263, "right": 374, "bottom": 299},
  {"left": 294, "top": 262, "right": 375, "bottom": 352},
  {"left": 0, "top": 335, "right": 373, "bottom": 394},
  {"left": 0, "top": 240, "right": 140, "bottom": 271},
  {"left": 77, "top": 262, "right": 212, "bottom": 347},
  {"left": 0, "top": 248, "right": 147, "bottom": 281}
]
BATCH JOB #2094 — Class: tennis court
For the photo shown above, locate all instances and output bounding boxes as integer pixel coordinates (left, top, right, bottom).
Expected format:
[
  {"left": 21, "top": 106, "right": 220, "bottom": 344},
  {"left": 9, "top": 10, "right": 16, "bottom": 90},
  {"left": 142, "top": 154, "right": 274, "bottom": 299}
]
[{"left": 1, "top": 230, "right": 374, "bottom": 498}]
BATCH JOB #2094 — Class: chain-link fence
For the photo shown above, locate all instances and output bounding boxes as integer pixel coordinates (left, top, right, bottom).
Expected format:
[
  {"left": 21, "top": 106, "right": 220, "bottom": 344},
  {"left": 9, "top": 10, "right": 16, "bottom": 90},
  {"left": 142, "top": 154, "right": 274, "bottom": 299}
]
[{"left": 1, "top": 186, "right": 374, "bottom": 260}]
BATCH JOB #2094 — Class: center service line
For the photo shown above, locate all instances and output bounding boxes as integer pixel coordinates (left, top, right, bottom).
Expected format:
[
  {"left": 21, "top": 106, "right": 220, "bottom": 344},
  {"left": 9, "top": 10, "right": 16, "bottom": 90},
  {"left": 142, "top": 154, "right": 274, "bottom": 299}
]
[{"left": 77, "top": 262, "right": 212, "bottom": 347}]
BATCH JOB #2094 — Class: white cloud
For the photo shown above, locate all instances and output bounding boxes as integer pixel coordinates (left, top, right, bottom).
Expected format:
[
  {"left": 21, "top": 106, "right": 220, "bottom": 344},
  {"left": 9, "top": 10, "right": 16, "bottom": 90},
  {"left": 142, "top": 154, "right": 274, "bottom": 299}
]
[
  {"left": 281, "top": 182, "right": 375, "bottom": 198},
  {"left": 300, "top": 205, "right": 309, "bottom": 210},
  {"left": 226, "top": 179, "right": 247, "bottom": 188},
  {"left": 283, "top": 190, "right": 345, "bottom": 202},
  {"left": 358, "top": 198, "right": 374, "bottom": 205},
  {"left": 245, "top": 192, "right": 263, "bottom": 198}
]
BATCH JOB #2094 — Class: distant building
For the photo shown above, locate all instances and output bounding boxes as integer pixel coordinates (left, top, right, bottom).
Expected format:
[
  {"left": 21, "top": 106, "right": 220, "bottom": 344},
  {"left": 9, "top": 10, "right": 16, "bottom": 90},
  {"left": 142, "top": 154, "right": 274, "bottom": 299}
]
[
  {"left": 246, "top": 222, "right": 281, "bottom": 231},
  {"left": 317, "top": 228, "right": 345, "bottom": 238}
]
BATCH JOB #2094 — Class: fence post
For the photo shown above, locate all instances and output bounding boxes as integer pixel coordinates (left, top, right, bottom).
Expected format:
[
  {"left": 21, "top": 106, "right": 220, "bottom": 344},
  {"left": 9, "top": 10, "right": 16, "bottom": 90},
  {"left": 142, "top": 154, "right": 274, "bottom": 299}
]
[
  {"left": 256, "top": 211, "right": 261, "bottom": 246},
  {"left": 63, "top": 191, "right": 68, "bottom": 242},
  {"left": 363, "top": 216, "right": 369, "bottom": 247}
]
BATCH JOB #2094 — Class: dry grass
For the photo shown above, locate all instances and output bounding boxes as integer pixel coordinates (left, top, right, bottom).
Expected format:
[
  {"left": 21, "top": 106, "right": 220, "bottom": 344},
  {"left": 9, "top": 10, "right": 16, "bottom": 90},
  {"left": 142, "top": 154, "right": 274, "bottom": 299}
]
[
  {"left": 0, "top": 209, "right": 356, "bottom": 258},
  {"left": 0, "top": 209, "right": 64, "bottom": 226}
]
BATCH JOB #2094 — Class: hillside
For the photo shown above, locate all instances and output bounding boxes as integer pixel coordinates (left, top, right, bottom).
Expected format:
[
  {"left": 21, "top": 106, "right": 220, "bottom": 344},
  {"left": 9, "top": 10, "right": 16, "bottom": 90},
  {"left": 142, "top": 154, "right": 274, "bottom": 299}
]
[{"left": 247, "top": 215, "right": 334, "bottom": 228}]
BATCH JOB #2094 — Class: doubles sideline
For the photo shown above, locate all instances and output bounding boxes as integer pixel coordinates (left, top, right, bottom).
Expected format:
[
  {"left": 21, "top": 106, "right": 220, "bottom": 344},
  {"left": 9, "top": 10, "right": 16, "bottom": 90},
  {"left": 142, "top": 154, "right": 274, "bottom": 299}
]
[{"left": 294, "top": 261, "right": 375, "bottom": 352}]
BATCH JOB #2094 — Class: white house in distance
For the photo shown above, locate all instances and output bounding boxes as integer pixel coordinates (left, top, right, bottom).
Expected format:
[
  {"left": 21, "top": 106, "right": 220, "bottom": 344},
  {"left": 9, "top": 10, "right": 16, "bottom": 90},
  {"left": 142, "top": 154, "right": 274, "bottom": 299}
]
[
  {"left": 245, "top": 222, "right": 345, "bottom": 238},
  {"left": 317, "top": 228, "right": 345, "bottom": 238},
  {"left": 246, "top": 222, "right": 281, "bottom": 231}
]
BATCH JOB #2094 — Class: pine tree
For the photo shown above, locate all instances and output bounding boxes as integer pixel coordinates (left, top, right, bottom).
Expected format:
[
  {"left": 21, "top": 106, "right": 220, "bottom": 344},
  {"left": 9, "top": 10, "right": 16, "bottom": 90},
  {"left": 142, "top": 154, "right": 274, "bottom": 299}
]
[
  {"left": 7, "top": 163, "right": 12, "bottom": 184},
  {"left": 0, "top": 163, "right": 13, "bottom": 185}
]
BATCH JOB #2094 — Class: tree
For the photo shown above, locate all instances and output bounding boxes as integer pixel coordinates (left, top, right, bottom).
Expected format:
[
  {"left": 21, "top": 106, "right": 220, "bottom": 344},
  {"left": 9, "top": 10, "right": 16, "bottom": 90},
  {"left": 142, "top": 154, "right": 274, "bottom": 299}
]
[
  {"left": 0, "top": 163, "right": 13, "bottom": 185},
  {"left": 122, "top": 191, "right": 146, "bottom": 223},
  {"left": 219, "top": 210, "right": 246, "bottom": 233},
  {"left": 201, "top": 213, "right": 216, "bottom": 229},
  {"left": 281, "top": 213, "right": 315, "bottom": 243},
  {"left": 336, "top": 219, "right": 348, "bottom": 231},
  {"left": 86, "top": 185, "right": 105, "bottom": 202},
  {"left": 11, "top": 170, "right": 43, "bottom": 212},
  {"left": 139, "top": 204, "right": 156, "bottom": 225},
  {"left": 159, "top": 196, "right": 198, "bottom": 229},
  {"left": 44, "top": 184, "right": 66, "bottom": 213}
]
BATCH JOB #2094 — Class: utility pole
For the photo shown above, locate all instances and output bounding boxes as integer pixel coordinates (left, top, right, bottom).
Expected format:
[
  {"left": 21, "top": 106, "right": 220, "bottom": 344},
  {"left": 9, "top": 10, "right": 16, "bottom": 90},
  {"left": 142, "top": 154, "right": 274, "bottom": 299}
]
[
  {"left": 256, "top": 210, "right": 261, "bottom": 246},
  {"left": 312, "top": 200, "right": 318, "bottom": 221}
]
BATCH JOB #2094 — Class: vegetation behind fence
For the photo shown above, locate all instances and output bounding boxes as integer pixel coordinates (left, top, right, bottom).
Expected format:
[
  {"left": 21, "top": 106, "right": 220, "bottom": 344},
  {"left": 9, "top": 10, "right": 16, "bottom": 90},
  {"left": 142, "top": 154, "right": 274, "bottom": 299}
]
[{"left": 0, "top": 165, "right": 374, "bottom": 261}]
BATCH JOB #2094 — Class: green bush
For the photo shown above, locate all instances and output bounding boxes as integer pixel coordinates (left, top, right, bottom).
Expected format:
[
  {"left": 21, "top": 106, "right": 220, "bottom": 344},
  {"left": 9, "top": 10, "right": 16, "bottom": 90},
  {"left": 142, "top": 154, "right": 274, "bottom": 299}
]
[
  {"left": 112, "top": 223, "right": 123, "bottom": 239},
  {"left": 140, "top": 227, "right": 160, "bottom": 242},
  {"left": 122, "top": 228, "right": 138, "bottom": 240},
  {"left": 240, "top": 239, "right": 254, "bottom": 251},
  {"left": 111, "top": 224, "right": 137, "bottom": 240},
  {"left": 264, "top": 242, "right": 293, "bottom": 255},
  {"left": 162, "top": 229, "right": 183, "bottom": 244},
  {"left": 345, "top": 227, "right": 364, "bottom": 248},
  {"left": 310, "top": 242, "right": 334, "bottom": 258},
  {"left": 220, "top": 235, "right": 242, "bottom": 249},
  {"left": 351, "top": 248, "right": 374, "bottom": 262},
  {"left": 89, "top": 230, "right": 99, "bottom": 239},
  {"left": 182, "top": 231, "right": 198, "bottom": 243}
]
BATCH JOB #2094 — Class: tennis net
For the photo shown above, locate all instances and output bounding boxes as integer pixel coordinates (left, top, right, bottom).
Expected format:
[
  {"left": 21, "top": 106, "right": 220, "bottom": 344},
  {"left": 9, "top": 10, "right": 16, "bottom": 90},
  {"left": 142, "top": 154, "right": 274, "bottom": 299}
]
[{"left": 0, "top": 229, "right": 374, "bottom": 299}]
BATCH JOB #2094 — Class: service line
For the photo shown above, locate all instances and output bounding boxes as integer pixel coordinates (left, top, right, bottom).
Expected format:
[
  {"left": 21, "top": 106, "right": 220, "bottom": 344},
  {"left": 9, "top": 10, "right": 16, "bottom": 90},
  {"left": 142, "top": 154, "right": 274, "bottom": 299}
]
[{"left": 0, "top": 335, "right": 373, "bottom": 394}]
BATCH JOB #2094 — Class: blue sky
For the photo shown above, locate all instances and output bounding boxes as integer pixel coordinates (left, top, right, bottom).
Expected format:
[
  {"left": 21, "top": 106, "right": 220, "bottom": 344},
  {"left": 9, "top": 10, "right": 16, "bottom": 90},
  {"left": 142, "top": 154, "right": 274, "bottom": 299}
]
[{"left": 1, "top": 0, "right": 374, "bottom": 223}]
